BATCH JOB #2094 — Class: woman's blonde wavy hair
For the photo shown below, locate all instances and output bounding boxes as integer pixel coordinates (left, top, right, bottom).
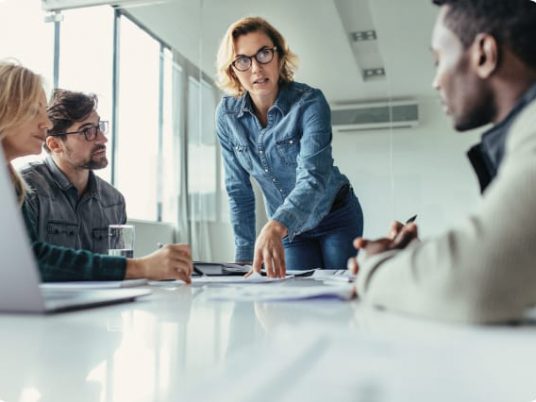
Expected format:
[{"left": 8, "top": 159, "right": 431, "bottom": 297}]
[
  {"left": 0, "top": 61, "right": 45, "bottom": 204},
  {"left": 216, "top": 17, "right": 299, "bottom": 97}
]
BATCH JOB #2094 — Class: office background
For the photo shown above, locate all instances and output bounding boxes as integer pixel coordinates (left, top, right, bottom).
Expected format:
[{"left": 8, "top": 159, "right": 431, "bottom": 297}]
[{"left": 1, "top": 0, "right": 481, "bottom": 261}]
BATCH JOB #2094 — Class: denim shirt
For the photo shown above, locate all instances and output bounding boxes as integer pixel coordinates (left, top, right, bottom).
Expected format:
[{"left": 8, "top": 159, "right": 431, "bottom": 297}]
[
  {"left": 20, "top": 155, "right": 127, "bottom": 254},
  {"left": 467, "top": 83, "right": 536, "bottom": 193},
  {"left": 216, "top": 81, "right": 349, "bottom": 261}
]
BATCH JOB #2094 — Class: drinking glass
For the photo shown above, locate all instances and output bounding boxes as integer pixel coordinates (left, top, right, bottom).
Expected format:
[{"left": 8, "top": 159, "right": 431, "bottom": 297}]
[{"left": 108, "top": 224, "right": 135, "bottom": 258}]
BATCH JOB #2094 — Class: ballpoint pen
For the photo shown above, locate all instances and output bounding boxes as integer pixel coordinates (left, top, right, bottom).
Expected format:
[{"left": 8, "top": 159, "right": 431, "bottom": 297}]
[{"left": 405, "top": 214, "right": 418, "bottom": 224}]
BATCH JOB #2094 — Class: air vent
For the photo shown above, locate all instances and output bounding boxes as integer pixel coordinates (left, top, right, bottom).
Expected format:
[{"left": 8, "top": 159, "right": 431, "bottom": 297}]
[{"left": 331, "top": 100, "right": 419, "bottom": 132}]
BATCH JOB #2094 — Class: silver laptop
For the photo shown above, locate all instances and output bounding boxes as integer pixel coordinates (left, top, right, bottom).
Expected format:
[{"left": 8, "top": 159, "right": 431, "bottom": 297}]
[{"left": 0, "top": 153, "right": 150, "bottom": 313}]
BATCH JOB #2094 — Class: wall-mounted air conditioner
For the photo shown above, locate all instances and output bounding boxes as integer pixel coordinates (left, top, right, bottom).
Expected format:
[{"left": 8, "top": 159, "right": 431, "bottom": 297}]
[{"left": 331, "top": 99, "right": 419, "bottom": 132}]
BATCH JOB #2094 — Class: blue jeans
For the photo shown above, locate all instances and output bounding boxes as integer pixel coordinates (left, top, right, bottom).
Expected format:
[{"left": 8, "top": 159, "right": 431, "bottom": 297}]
[{"left": 282, "top": 188, "right": 363, "bottom": 270}]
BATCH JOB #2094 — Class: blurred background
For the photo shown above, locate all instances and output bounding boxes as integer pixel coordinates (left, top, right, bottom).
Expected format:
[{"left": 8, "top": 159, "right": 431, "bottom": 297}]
[{"left": 1, "top": 0, "right": 482, "bottom": 260}]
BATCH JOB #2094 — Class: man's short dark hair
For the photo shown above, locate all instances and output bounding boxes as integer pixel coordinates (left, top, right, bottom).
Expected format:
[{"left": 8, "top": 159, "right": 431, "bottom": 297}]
[
  {"left": 45, "top": 89, "right": 98, "bottom": 152},
  {"left": 432, "top": 0, "right": 536, "bottom": 69}
]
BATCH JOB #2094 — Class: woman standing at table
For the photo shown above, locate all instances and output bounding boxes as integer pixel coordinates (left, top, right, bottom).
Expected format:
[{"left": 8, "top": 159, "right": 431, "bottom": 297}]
[
  {"left": 0, "top": 61, "right": 192, "bottom": 282},
  {"left": 215, "top": 17, "right": 363, "bottom": 277}
]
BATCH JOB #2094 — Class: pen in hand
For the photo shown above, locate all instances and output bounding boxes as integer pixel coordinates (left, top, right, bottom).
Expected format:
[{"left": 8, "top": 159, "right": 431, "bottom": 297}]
[
  {"left": 391, "top": 215, "right": 419, "bottom": 247},
  {"left": 157, "top": 242, "right": 205, "bottom": 277},
  {"left": 405, "top": 214, "right": 418, "bottom": 224}
]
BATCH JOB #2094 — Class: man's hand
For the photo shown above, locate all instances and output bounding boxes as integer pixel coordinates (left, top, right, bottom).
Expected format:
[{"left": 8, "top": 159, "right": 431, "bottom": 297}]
[
  {"left": 125, "top": 243, "right": 193, "bottom": 283},
  {"left": 348, "top": 221, "right": 419, "bottom": 275},
  {"left": 247, "top": 220, "right": 288, "bottom": 278}
]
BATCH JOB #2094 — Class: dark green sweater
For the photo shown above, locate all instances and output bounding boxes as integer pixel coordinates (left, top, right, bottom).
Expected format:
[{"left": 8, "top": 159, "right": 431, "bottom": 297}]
[{"left": 22, "top": 203, "right": 127, "bottom": 282}]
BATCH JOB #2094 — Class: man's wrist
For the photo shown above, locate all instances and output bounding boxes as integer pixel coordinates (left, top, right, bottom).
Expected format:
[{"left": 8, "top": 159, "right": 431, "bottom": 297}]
[{"left": 125, "top": 258, "right": 144, "bottom": 279}]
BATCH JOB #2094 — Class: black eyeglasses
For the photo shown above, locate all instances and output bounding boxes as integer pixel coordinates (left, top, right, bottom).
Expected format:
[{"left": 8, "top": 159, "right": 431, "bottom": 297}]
[
  {"left": 50, "top": 120, "right": 109, "bottom": 141},
  {"left": 231, "top": 46, "right": 278, "bottom": 72}
]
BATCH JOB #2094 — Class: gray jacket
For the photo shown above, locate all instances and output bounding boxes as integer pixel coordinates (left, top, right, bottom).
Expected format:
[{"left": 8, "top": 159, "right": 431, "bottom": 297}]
[
  {"left": 357, "top": 98, "right": 536, "bottom": 324},
  {"left": 21, "top": 156, "right": 127, "bottom": 254}
]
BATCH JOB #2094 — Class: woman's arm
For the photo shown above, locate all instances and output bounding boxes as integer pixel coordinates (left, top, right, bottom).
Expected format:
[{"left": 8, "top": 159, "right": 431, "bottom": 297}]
[
  {"left": 270, "top": 89, "right": 335, "bottom": 241},
  {"left": 216, "top": 106, "right": 256, "bottom": 262}
]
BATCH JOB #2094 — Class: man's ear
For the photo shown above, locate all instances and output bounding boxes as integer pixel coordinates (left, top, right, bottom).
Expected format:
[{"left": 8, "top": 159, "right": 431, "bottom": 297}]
[
  {"left": 45, "top": 136, "right": 63, "bottom": 155},
  {"left": 471, "top": 33, "right": 499, "bottom": 79}
]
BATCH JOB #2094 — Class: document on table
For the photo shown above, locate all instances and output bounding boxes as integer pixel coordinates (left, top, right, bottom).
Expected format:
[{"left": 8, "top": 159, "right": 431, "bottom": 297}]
[
  {"left": 149, "top": 272, "right": 291, "bottom": 287},
  {"left": 40, "top": 279, "right": 148, "bottom": 290},
  {"left": 192, "top": 275, "right": 291, "bottom": 285},
  {"left": 312, "top": 269, "right": 355, "bottom": 283},
  {"left": 204, "top": 284, "right": 356, "bottom": 302}
]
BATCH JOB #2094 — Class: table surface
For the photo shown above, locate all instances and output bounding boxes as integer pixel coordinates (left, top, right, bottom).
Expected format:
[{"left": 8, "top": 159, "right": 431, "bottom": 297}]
[{"left": 1, "top": 278, "right": 536, "bottom": 402}]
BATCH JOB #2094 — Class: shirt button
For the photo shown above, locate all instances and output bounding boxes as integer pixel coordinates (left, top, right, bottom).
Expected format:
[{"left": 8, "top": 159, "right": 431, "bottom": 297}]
[
  {"left": 259, "top": 150, "right": 263, "bottom": 154},
  {"left": 264, "top": 169, "right": 268, "bottom": 172},
  {"left": 272, "top": 178, "right": 276, "bottom": 182},
  {"left": 289, "top": 140, "right": 293, "bottom": 144},
  {"left": 279, "top": 188, "right": 283, "bottom": 192}
]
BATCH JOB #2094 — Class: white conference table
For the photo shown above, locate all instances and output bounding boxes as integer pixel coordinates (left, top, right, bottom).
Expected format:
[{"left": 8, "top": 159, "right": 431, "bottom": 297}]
[{"left": 1, "top": 278, "right": 536, "bottom": 402}]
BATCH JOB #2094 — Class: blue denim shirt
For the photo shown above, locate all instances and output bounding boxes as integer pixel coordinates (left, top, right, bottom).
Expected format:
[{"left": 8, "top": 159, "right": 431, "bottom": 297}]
[{"left": 216, "top": 81, "right": 349, "bottom": 261}]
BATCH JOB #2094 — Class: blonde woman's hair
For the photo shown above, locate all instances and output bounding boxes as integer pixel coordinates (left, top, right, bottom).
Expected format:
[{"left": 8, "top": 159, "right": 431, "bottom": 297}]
[
  {"left": 0, "top": 61, "right": 45, "bottom": 204},
  {"left": 216, "top": 17, "right": 298, "bottom": 96}
]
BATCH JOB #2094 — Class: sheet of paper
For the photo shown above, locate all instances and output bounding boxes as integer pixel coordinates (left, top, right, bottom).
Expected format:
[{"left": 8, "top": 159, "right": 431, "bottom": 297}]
[
  {"left": 40, "top": 279, "right": 148, "bottom": 290},
  {"left": 148, "top": 273, "right": 290, "bottom": 287},
  {"left": 312, "top": 269, "right": 355, "bottom": 283},
  {"left": 204, "top": 284, "right": 355, "bottom": 302},
  {"left": 192, "top": 275, "right": 291, "bottom": 285}
]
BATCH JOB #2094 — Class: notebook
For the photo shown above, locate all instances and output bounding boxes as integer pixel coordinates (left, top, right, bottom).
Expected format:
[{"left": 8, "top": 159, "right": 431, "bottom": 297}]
[{"left": 0, "top": 152, "right": 151, "bottom": 314}]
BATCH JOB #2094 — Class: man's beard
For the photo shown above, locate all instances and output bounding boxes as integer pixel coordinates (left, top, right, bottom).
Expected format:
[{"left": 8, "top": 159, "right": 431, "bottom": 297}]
[{"left": 79, "top": 145, "right": 108, "bottom": 170}]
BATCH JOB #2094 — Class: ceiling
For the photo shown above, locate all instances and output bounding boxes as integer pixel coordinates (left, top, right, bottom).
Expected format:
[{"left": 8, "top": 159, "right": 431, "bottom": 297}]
[{"left": 116, "top": 0, "right": 439, "bottom": 104}]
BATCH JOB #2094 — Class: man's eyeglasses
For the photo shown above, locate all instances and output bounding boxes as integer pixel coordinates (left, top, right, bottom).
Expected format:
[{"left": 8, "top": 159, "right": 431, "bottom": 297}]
[
  {"left": 50, "top": 120, "right": 109, "bottom": 141},
  {"left": 231, "top": 46, "right": 278, "bottom": 72}
]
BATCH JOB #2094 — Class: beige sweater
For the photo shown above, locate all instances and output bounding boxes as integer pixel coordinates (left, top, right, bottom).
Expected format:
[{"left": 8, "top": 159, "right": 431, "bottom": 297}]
[{"left": 357, "top": 99, "right": 536, "bottom": 324}]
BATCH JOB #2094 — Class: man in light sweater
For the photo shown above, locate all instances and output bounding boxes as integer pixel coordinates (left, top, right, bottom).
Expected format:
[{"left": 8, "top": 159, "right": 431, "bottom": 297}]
[{"left": 350, "top": 0, "right": 536, "bottom": 323}]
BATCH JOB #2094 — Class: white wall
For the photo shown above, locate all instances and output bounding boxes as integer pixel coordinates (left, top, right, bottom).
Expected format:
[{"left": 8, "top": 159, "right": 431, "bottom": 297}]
[{"left": 332, "top": 96, "right": 482, "bottom": 239}]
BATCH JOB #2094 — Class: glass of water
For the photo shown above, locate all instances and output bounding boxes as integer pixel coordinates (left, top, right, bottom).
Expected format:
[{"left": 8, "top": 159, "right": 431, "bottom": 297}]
[{"left": 108, "top": 224, "right": 135, "bottom": 258}]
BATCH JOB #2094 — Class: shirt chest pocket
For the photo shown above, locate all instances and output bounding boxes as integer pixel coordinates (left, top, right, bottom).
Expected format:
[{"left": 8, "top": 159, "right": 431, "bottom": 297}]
[
  {"left": 276, "top": 135, "right": 300, "bottom": 166},
  {"left": 91, "top": 227, "right": 110, "bottom": 254},
  {"left": 233, "top": 144, "right": 253, "bottom": 171},
  {"left": 46, "top": 221, "right": 78, "bottom": 249}
]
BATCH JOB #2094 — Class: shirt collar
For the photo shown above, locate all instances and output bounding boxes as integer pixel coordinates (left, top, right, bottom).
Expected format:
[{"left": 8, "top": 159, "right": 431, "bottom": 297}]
[
  {"left": 468, "top": 82, "right": 536, "bottom": 193},
  {"left": 44, "top": 154, "right": 99, "bottom": 197},
  {"left": 44, "top": 154, "right": 73, "bottom": 192},
  {"left": 271, "top": 82, "right": 292, "bottom": 116},
  {"left": 481, "top": 82, "right": 536, "bottom": 144},
  {"left": 237, "top": 92, "right": 254, "bottom": 118},
  {"left": 236, "top": 82, "right": 293, "bottom": 118}
]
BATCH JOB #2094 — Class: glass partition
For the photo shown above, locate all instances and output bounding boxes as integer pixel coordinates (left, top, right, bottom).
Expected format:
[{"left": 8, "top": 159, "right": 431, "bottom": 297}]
[
  {"left": 58, "top": 5, "right": 114, "bottom": 182},
  {"left": 12, "top": 0, "right": 482, "bottom": 258}
]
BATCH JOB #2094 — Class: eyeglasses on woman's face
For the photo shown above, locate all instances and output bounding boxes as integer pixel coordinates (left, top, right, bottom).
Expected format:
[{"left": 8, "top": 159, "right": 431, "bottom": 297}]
[
  {"left": 50, "top": 120, "right": 109, "bottom": 142},
  {"left": 231, "top": 46, "right": 278, "bottom": 72}
]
